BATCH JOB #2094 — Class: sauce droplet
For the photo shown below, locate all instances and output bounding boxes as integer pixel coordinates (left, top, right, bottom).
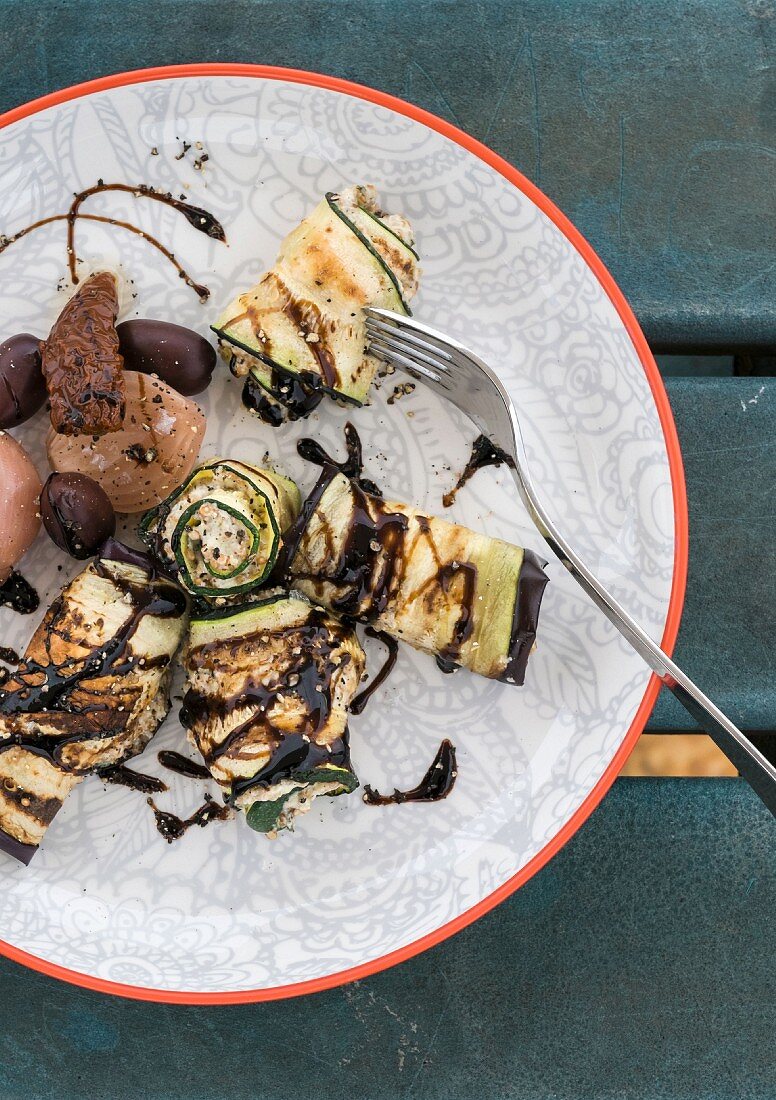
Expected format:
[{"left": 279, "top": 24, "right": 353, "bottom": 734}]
[
  {"left": 99, "top": 763, "right": 168, "bottom": 795},
  {"left": 443, "top": 434, "right": 514, "bottom": 508},
  {"left": 363, "top": 739, "right": 457, "bottom": 806},
  {"left": 157, "top": 749, "right": 211, "bottom": 780},
  {"left": 297, "top": 422, "right": 382, "bottom": 495}
]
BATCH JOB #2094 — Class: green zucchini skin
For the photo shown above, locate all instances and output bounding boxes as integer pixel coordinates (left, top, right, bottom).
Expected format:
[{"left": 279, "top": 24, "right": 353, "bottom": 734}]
[
  {"left": 288, "top": 470, "right": 549, "bottom": 685},
  {"left": 182, "top": 593, "right": 365, "bottom": 836},
  {"left": 325, "top": 193, "right": 413, "bottom": 316},
  {"left": 140, "top": 459, "right": 300, "bottom": 602},
  {"left": 358, "top": 205, "right": 420, "bottom": 260},
  {"left": 213, "top": 185, "right": 419, "bottom": 421},
  {"left": 211, "top": 326, "right": 361, "bottom": 407}
]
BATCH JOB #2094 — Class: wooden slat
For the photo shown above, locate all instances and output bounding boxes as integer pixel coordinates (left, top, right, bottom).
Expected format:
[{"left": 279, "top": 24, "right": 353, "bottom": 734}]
[{"left": 622, "top": 734, "right": 737, "bottom": 776}]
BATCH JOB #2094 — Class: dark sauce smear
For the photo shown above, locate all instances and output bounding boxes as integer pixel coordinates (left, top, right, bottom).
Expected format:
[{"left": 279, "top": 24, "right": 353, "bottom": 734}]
[
  {"left": 147, "top": 792, "right": 229, "bottom": 843},
  {"left": 157, "top": 750, "right": 211, "bottom": 780},
  {"left": 0, "top": 646, "right": 21, "bottom": 666},
  {"left": 0, "top": 181, "right": 224, "bottom": 301},
  {"left": 99, "top": 763, "right": 168, "bottom": 795},
  {"left": 363, "top": 739, "right": 457, "bottom": 806},
  {"left": 242, "top": 370, "right": 322, "bottom": 427},
  {"left": 435, "top": 655, "right": 460, "bottom": 675},
  {"left": 501, "top": 548, "right": 549, "bottom": 686},
  {"left": 180, "top": 609, "right": 354, "bottom": 804},
  {"left": 279, "top": 290, "right": 337, "bottom": 389},
  {"left": 0, "top": 571, "right": 39, "bottom": 615},
  {"left": 443, "top": 434, "right": 515, "bottom": 508},
  {"left": 350, "top": 628, "right": 398, "bottom": 715},
  {"left": 437, "top": 561, "right": 477, "bottom": 667},
  {"left": 297, "top": 422, "right": 382, "bottom": 496},
  {"left": 328, "top": 481, "right": 407, "bottom": 618}
]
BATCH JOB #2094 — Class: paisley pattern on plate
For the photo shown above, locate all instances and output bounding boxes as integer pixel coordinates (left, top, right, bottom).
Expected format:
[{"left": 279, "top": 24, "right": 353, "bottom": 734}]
[{"left": 0, "top": 73, "right": 679, "bottom": 998}]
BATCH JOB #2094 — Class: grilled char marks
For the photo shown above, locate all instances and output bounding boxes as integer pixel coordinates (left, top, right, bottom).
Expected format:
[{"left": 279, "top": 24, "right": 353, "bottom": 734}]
[
  {"left": 181, "top": 609, "right": 359, "bottom": 802},
  {"left": 245, "top": 272, "right": 339, "bottom": 390},
  {"left": 291, "top": 473, "right": 479, "bottom": 667}
]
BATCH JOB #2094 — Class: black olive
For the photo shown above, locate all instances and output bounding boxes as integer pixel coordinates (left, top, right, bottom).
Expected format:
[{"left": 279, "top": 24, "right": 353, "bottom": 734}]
[
  {"left": 40, "top": 472, "right": 116, "bottom": 559},
  {"left": 116, "top": 319, "right": 216, "bottom": 396},
  {"left": 0, "top": 333, "right": 46, "bottom": 428}
]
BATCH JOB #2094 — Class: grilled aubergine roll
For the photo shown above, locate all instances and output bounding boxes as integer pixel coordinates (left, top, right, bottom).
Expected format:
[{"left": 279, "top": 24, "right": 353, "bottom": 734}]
[
  {"left": 0, "top": 541, "right": 188, "bottom": 864},
  {"left": 140, "top": 458, "right": 301, "bottom": 601},
  {"left": 180, "top": 592, "right": 365, "bottom": 836},
  {"left": 287, "top": 471, "right": 549, "bottom": 684},
  {"left": 213, "top": 185, "right": 419, "bottom": 423}
]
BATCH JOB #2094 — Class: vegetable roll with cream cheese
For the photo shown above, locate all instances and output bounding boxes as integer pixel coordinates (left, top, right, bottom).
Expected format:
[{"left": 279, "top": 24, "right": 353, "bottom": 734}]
[
  {"left": 140, "top": 458, "right": 300, "bottom": 601},
  {"left": 287, "top": 471, "right": 548, "bottom": 684},
  {"left": 213, "top": 185, "right": 419, "bottom": 422},
  {"left": 0, "top": 541, "right": 188, "bottom": 864},
  {"left": 180, "top": 592, "right": 365, "bottom": 835}
]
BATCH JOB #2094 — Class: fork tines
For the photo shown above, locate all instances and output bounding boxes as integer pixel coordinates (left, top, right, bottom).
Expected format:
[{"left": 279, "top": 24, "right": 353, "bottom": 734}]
[{"left": 364, "top": 308, "right": 453, "bottom": 385}]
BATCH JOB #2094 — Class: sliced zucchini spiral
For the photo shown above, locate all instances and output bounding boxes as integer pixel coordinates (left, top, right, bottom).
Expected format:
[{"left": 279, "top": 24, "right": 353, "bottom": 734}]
[{"left": 140, "top": 459, "right": 300, "bottom": 600}]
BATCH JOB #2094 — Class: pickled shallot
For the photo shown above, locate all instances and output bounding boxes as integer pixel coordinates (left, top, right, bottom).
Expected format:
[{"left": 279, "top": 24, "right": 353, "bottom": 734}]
[{"left": 47, "top": 371, "right": 205, "bottom": 513}]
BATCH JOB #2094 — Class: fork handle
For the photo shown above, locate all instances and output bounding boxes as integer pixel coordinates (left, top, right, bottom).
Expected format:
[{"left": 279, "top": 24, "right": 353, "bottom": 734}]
[{"left": 513, "top": 471, "right": 776, "bottom": 816}]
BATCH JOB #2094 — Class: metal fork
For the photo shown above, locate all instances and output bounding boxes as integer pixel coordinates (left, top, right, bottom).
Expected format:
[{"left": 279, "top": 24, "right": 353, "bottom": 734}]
[{"left": 365, "top": 306, "right": 776, "bottom": 817}]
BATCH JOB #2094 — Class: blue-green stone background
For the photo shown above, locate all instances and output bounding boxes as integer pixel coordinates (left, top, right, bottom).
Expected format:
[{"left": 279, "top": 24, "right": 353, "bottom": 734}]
[{"left": 0, "top": 2, "right": 773, "bottom": 1096}]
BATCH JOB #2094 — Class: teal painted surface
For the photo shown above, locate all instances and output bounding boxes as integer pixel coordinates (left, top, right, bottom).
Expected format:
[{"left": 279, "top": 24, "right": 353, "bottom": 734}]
[
  {"left": 0, "top": 0, "right": 774, "bottom": 345},
  {"left": 0, "top": 4, "right": 774, "bottom": 1095},
  {"left": 650, "top": 378, "right": 776, "bottom": 732},
  {"left": 0, "top": 780, "right": 773, "bottom": 1099}
]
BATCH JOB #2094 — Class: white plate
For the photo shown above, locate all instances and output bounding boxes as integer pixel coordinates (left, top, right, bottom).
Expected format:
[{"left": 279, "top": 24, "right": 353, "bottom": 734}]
[{"left": 0, "top": 67, "right": 686, "bottom": 1002}]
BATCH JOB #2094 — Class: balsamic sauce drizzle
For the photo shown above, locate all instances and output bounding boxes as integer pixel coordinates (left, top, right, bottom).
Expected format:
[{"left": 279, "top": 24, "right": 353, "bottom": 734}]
[
  {"left": 0, "top": 561, "right": 185, "bottom": 769},
  {"left": 349, "top": 628, "right": 398, "bottom": 716},
  {"left": 157, "top": 750, "right": 211, "bottom": 780},
  {"left": 242, "top": 370, "right": 323, "bottom": 427},
  {"left": 0, "top": 571, "right": 39, "bottom": 615},
  {"left": 363, "top": 739, "right": 457, "bottom": 806},
  {"left": 0, "top": 181, "right": 225, "bottom": 301},
  {"left": 99, "top": 763, "right": 168, "bottom": 795},
  {"left": 180, "top": 610, "right": 354, "bottom": 804},
  {"left": 147, "top": 793, "right": 230, "bottom": 843},
  {"left": 442, "top": 434, "right": 515, "bottom": 508},
  {"left": 297, "top": 421, "right": 382, "bottom": 495}
]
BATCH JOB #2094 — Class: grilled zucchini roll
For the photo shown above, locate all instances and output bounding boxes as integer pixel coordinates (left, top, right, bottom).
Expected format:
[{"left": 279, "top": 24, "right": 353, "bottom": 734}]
[
  {"left": 180, "top": 592, "right": 365, "bottom": 836},
  {"left": 287, "top": 472, "right": 549, "bottom": 684},
  {"left": 213, "top": 185, "right": 419, "bottom": 422},
  {"left": 0, "top": 541, "right": 188, "bottom": 864},
  {"left": 140, "top": 459, "right": 301, "bottom": 600}
]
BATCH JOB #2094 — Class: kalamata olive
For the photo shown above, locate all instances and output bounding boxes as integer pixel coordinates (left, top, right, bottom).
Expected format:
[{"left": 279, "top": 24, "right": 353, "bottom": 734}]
[
  {"left": 40, "top": 472, "right": 116, "bottom": 559},
  {"left": 0, "top": 333, "right": 46, "bottom": 429},
  {"left": 116, "top": 319, "right": 216, "bottom": 396},
  {"left": 0, "top": 432, "right": 42, "bottom": 581}
]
